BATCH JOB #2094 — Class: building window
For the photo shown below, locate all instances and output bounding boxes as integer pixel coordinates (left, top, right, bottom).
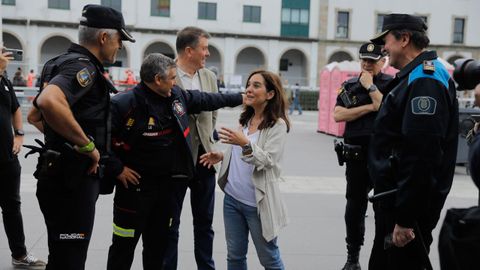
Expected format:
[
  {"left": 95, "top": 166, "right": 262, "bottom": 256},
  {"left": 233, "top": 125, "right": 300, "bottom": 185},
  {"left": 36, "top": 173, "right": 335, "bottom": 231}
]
[
  {"left": 243, "top": 5, "right": 261, "bottom": 23},
  {"left": 336, "top": 11, "right": 349, "bottom": 38},
  {"left": 376, "top": 14, "right": 387, "bottom": 34},
  {"left": 48, "top": 0, "right": 70, "bottom": 9},
  {"left": 281, "top": 8, "right": 309, "bottom": 25},
  {"left": 453, "top": 18, "right": 465, "bottom": 44},
  {"left": 151, "top": 0, "right": 170, "bottom": 17},
  {"left": 101, "top": 0, "right": 121, "bottom": 11},
  {"left": 2, "top": 0, "right": 15, "bottom": 5},
  {"left": 198, "top": 2, "right": 217, "bottom": 20}
]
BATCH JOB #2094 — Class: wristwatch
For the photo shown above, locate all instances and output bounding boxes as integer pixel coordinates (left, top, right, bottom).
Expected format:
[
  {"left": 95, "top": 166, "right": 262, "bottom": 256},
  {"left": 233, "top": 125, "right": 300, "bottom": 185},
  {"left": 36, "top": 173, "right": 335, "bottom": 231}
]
[
  {"left": 241, "top": 142, "right": 253, "bottom": 155},
  {"left": 368, "top": 84, "right": 379, "bottom": 93},
  {"left": 14, "top": 129, "right": 25, "bottom": 136}
]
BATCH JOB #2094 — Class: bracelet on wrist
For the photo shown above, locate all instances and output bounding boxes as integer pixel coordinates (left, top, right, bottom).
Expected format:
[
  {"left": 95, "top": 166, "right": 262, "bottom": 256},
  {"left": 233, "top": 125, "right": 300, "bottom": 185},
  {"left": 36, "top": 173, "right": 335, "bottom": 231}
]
[
  {"left": 14, "top": 129, "right": 25, "bottom": 136},
  {"left": 77, "top": 140, "right": 95, "bottom": 153}
]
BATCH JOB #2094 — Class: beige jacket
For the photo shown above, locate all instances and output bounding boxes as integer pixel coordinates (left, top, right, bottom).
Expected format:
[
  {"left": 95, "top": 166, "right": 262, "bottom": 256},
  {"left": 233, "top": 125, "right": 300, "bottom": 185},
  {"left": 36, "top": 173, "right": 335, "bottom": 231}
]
[
  {"left": 218, "top": 119, "right": 289, "bottom": 242},
  {"left": 176, "top": 68, "right": 218, "bottom": 164}
]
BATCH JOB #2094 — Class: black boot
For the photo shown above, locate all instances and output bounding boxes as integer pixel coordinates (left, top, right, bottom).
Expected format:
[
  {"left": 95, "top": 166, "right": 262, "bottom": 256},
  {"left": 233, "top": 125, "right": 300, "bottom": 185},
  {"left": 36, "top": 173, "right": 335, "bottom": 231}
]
[{"left": 341, "top": 245, "right": 361, "bottom": 270}]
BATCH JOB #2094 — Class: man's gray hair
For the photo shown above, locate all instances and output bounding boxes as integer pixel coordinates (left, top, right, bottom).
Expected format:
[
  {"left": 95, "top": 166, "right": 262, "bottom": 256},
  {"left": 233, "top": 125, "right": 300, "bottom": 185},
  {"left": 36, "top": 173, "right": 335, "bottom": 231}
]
[
  {"left": 78, "top": 25, "right": 118, "bottom": 45},
  {"left": 140, "top": 53, "right": 176, "bottom": 83}
]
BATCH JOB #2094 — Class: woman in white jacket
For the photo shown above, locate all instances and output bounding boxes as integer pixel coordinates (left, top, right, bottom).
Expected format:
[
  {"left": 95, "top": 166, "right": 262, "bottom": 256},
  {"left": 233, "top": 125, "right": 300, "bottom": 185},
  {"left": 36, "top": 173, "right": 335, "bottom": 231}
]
[{"left": 200, "top": 70, "right": 290, "bottom": 270}]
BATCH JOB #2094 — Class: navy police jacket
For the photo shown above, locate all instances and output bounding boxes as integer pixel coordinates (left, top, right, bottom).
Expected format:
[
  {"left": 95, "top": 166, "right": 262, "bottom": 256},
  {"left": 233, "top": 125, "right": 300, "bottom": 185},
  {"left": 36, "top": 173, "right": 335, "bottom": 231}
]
[
  {"left": 107, "top": 82, "right": 243, "bottom": 180},
  {"left": 369, "top": 51, "right": 459, "bottom": 228}
]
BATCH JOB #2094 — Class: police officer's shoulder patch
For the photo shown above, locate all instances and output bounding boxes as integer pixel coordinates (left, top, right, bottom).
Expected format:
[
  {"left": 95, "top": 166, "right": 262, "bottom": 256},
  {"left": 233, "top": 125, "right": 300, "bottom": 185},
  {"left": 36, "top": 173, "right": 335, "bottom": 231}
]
[
  {"left": 411, "top": 96, "right": 437, "bottom": 115},
  {"left": 76, "top": 67, "right": 93, "bottom": 87},
  {"left": 423, "top": 60, "right": 435, "bottom": 74}
]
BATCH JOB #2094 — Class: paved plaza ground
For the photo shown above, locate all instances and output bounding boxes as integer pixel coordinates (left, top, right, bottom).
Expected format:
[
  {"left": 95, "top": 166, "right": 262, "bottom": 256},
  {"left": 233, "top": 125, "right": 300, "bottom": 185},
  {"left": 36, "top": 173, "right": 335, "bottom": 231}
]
[{"left": 0, "top": 108, "right": 478, "bottom": 269}]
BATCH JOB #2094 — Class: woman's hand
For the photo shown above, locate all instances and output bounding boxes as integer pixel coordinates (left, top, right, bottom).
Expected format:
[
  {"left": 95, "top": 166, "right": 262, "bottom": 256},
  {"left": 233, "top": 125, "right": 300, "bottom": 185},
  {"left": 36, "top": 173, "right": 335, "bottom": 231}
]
[
  {"left": 199, "top": 152, "right": 224, "bottom": 169},
  {"left": 218, "top": 127, "right": 249, "bottom": 146}
]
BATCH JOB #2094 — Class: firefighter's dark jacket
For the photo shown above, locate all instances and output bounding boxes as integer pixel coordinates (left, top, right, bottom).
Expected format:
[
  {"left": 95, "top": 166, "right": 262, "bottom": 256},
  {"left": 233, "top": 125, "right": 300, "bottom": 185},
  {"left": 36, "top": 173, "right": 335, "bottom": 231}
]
[
  {"left": 107, "top": 82, "right": 243, "bottom": 180},
  {"left": 369, "top": 51, "right": 459, "bottom": 228}
]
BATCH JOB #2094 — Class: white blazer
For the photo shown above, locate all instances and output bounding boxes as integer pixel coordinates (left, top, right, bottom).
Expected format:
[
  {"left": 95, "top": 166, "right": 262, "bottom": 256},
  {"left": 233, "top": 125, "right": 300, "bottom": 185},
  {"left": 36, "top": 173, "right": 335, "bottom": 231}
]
[{"left": 218, "top": 118, "right": 289, "bottom": 242}]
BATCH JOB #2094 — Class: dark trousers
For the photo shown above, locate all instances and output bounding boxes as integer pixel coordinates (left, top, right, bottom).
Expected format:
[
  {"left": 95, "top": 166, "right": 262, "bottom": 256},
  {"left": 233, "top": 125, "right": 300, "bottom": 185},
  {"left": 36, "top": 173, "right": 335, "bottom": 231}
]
[
  {"left": 0, "top": 159, "right": 27, "bottom": 259},
  {"left": 36, "top": 174, "right": 99, "bottom": 270},
  {"left": 368, "top": 203, "right": 435, "bottom": 270},
  {"left": 344, "top": 158, "right": 372, "bottom": 249},
  {"left": 164, "top": 161, "right": 216, "bottom": 270},
  {"left": 107, "top": 178, "right": 172, "bottom": 270}
]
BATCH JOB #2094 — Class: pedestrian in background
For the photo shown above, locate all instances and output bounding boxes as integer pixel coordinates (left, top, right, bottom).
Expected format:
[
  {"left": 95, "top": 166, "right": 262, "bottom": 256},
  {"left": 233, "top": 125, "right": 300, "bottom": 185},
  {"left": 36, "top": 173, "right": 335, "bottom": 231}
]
[
  {"left": 368, "top": 13, "right": 458, "bottom": 269},
  {"left": 289, "top": 82, "right": 302, "bottom": 115},
  {"left": 30, "top": 4, "right": 135, "bottom": 269},
  {"left": 0, "top": 49, "right": 46, "bottom": 269},
  {"left": 333, "top": 42, "right": 393, "bottom": 270},
  {"left": 200, "top": 70, "right": 290, "bottom": 270},
  {"left": 12, "top": 67, "right": 26, "bottom": 87},
  {"left": 27, "top": 69, "right": 36, "bottom": 87}
]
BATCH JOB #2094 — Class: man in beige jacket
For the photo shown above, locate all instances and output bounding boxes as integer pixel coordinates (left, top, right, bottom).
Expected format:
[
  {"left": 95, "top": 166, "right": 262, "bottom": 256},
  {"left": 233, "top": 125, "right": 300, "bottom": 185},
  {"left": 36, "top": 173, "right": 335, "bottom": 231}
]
[{"left": 164, "top": 26, "right": 218, "bottom": 270}]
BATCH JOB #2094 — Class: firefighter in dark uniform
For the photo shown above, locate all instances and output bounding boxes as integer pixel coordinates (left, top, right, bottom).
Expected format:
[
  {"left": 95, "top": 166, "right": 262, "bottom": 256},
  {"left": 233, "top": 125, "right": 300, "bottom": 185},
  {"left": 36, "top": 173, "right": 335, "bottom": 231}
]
[
  {"left": 106, "top": 53, "right": 243, "bottom": 270},
  {"left": 29, "top": 5, "right": 135, "bottom": 270},
  {"left": 333, "top": 43, "right": 393, "bottom": 270},
  {"left": 368, "top": 14, "right": 458, "bottom": 270}
]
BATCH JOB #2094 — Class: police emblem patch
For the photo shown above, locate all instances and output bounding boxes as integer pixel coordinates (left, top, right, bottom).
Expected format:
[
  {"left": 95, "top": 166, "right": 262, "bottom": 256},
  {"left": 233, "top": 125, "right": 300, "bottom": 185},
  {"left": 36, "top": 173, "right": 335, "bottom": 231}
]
[
  {"left": 367, "top": 44, "right": 375, "bottom": 52},
  {"left": 423, "top": 60, "right": 435, "bottom": 74},
  {"left": 76, "top": 68, "right": 93, "bottom": 87},
  {"left": 173, "top": 100, "right": 185, "bottom": 116},
  {"left": 411, "top": 96, "right": 437, "bottom": 115}
]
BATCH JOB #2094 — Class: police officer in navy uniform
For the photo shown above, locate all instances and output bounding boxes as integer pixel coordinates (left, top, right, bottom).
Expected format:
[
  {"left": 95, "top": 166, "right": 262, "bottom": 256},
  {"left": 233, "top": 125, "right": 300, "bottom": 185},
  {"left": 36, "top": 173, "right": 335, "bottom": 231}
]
[
  {"left": 368, "top": 14, "right": 458, "bottom": 269},
  {"left": 31, "top": 5, "right": 135, "bottom": 270},
  {"left": 0, "top": 51, "right": 47, "bottom": 268},
  {"left": 106, "top": 53, "right": 243, "bottom": 270},
  {"left": 333, "top": 43, "right": 393, "bottom": 270}
]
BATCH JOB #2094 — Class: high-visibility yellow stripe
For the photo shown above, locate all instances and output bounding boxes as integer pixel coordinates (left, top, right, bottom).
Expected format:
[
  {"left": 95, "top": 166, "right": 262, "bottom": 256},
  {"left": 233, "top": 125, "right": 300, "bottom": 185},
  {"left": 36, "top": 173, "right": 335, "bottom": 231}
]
[{"left": 113, "top": 223, "right": 135, "bottom": 238}]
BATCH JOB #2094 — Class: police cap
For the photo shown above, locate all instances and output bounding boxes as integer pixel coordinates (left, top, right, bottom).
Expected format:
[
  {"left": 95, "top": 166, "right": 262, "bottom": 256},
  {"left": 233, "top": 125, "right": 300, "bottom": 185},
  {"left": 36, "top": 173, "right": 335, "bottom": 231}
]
[
  {"left": 370, "top": 14, "right": 427, "bottom": 45},
  {"left": 359, "top": 43, "right": 384, "bottom": 60},
  {"left": 80, "top": 4, "right": 135, "bottom": 43}
]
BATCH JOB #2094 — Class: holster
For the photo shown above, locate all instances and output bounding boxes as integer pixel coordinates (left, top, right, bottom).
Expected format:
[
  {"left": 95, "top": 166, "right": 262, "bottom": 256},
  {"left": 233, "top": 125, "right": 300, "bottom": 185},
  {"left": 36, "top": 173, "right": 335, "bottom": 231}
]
[
  {"left": 33, "top": 149, "right": 62, "bottom": 179},
  {"left": 34, "top": 144, "right": 92, "bottom": 190},
  {"left": 334, "top": 139, "right": 345, "bottom": 166},
  {"left": 98, "top": 155, "right": 116, "bottom": 195},
  {"left": 343, "top": 144, "right": 364, "bottom": 161}
]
